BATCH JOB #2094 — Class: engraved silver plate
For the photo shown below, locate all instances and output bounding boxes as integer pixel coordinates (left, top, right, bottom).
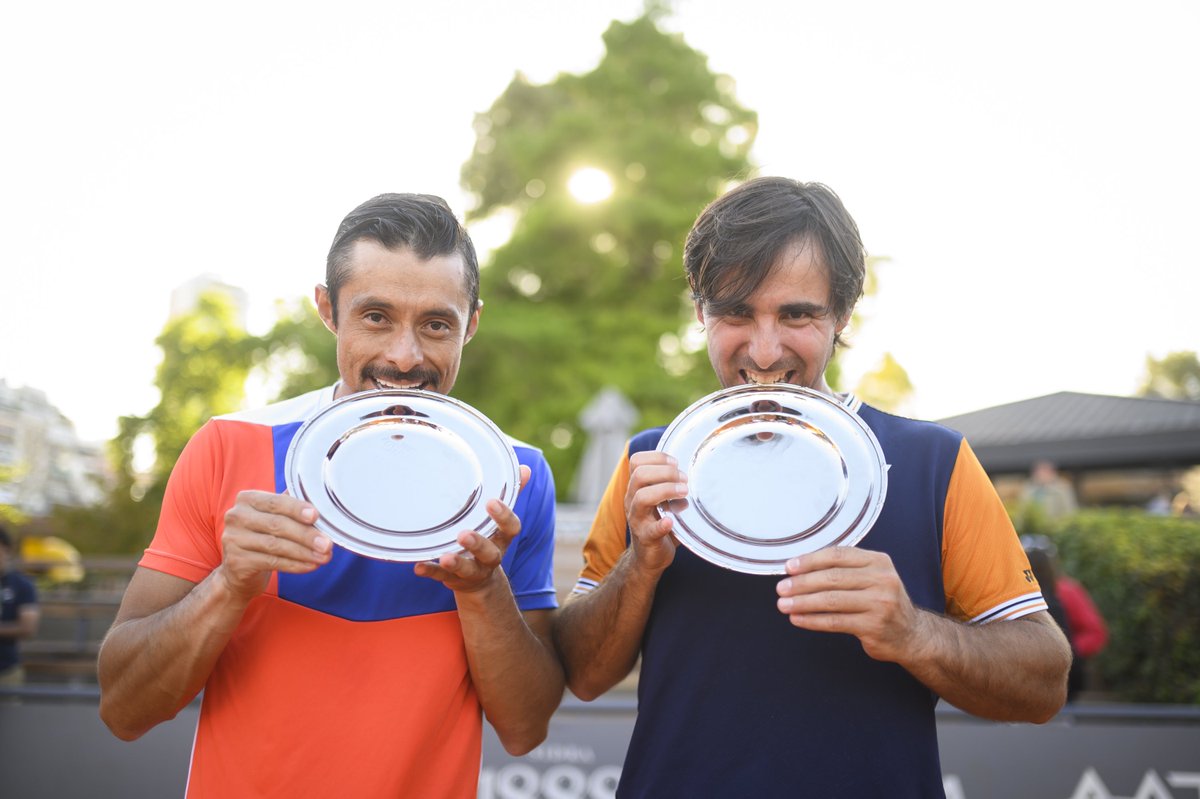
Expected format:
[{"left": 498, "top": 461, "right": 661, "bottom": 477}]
[
  {"left": 284, "top": 389, "right": 518, "bottom": 561},
  {"left": 657, "top": 384, "right": 888, "bottom": 574}
]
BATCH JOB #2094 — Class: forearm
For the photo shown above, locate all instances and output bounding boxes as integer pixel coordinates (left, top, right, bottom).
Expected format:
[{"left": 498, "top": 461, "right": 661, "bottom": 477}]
[
  {"left": 899, "top": 611, "right": 1071, "bottom": 722},
  {"left": 0, "top": 620, "right": 34, "bottom": 639},
  {"left": 553, "top": 549, "right": 660, "bottom": 701},
  {"left": 455, "top": 571, "right": 565, "bottom": 755},
  {"left": 98, "top": 568, "right": 250, "bottom": 740}
]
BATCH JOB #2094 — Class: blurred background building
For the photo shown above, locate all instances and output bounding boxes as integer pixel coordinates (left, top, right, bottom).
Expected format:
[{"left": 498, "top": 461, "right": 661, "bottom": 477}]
[
  {"left": 0, "top": 379, "right": 108, "bottom": 517},
  {"left": 939, "top": 391, "right": 1200, "bottom": 509},
  {"left": 169, "top": 274, "right": 249, "bottom": 328}
]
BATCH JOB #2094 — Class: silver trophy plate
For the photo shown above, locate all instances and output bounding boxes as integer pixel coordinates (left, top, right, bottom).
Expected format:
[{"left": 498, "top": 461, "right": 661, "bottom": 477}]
[
  {"left": 657, "top": 384, "right": 889, "bottom": 575},
  {"left": 284, "top": 389, "right": 519, "bottom": 562}
]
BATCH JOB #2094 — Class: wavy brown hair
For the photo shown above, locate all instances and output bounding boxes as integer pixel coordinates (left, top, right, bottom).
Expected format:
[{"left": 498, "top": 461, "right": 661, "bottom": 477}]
[{"left": 684, "top": 177, "right": 865, "bottom": 348}]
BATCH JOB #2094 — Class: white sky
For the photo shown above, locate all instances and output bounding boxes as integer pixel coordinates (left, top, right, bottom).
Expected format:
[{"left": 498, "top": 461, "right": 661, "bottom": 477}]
[{"left": 2, "top": 0, "right": 1197, "bottom": 443}]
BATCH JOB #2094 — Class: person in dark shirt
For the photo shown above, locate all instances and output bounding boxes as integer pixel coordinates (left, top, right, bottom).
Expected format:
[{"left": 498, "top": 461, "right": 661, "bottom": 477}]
[
  {"left": 554, "top": 177, "right": 1071, "bottom": 798},
  {"left": 0, "top": 525, "right": 40, "bottom": 685}
]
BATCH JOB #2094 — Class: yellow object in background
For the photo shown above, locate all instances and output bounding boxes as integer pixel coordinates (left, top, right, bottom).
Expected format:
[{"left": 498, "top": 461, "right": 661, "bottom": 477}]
[{"left": 20, "top": 535, "right": 85, "bottom": 584}]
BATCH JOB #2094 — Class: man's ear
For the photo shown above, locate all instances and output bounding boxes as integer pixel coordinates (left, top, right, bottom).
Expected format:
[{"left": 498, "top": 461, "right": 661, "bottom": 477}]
[
  {"left": 315, "top": 285, "right": 337, "bottom": 334},
  {"left": 464, "top": 299, "right": 483, "bottom": 345}
]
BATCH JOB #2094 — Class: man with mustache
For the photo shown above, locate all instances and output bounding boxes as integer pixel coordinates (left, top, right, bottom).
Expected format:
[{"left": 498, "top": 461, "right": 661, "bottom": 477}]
[
  {"left": 554, "top": 177, "right": 1071, "bottom": 798},
  {"left": 98, "top": 193, "right": 564, "bottom": 798}
]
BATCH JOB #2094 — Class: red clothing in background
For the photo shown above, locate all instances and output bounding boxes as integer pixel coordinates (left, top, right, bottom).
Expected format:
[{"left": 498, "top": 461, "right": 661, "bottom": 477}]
[{"left": 1058, "top": 576, "right": 1108, "bottom": 658}]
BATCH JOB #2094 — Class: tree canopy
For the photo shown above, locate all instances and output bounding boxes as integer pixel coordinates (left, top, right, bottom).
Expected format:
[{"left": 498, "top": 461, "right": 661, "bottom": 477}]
[
  {"left": 45, "top": 7, "right": 916, "bottom": 551},
  {"left": 454, "top": 11, "right": 757, "bottom": 497},
  {"left": 1138, "top": 351, "right": 1200, "bottom": 401},
  {"left": 54, "top": 291, "right": 258, "bottom": 553}
]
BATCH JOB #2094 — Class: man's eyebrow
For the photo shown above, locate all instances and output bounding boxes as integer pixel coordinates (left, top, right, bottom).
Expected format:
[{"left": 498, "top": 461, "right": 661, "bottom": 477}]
[
  {"left": 348, "top": 295, "right": 396, "bottom": 312},
  {"left": 779, "top": 301, "right": 829, "bottom": 316},
  {"left": 707, "top": 300, "right": 750, "bottom": 316},
  {"left": 422, "top": 306, "right": 466, "bottom": 322}
]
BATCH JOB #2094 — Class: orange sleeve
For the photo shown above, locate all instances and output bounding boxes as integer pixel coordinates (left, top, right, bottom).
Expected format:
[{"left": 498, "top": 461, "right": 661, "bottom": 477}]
[
  {"left": 942, "top": 439, "right": 1047, "bottom": 623},
  {"left": 573, "top": 443, "right": 634, "bottom": 594},
  {"left": 139, "top": 420, "right": 227, "bottom": 583},
  {"left": 139, "top": 419, "right": 276, "bottom": 585}
]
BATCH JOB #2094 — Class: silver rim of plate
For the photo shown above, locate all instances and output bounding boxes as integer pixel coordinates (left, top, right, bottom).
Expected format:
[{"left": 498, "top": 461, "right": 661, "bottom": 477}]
[
  {"left": 284, "top": 389, "right": 519, "bottom": 562},
  {"left": 656, "top": 384, "right": 889, "bottom": 575}
]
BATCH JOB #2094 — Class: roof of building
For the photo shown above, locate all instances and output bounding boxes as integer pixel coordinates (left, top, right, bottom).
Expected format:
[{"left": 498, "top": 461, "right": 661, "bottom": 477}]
[{"left": 937, "top": 391, "right": 1200, "bottom": 474}]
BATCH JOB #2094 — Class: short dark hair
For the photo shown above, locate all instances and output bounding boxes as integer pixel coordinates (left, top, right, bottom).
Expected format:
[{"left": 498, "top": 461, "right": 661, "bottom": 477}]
[
  {"left": 0, "top": 524, "right": 12, "bottom": 552},
  {"left": 683, "top": 177, "right": 866, "bottom": 347},
  {"left": 325, "top": 193, "right": 480, "bottom": 323}
]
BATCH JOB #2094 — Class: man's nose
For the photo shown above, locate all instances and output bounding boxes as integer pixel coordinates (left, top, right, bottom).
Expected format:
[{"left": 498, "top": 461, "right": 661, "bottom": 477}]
[
  {"left": 385, "top": 329, "right": 424, "bottom": 371},
  {"left": 747, "top": 322, "right": 783, "bottom": 369}
]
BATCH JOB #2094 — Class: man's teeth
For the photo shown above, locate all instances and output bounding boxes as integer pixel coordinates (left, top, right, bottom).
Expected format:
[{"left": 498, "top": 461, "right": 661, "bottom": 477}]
[
  {"left": 745, "top": 373, "right": 790, "bottom": 385},
  {"left": 373, "top": 378, "right": 425, "bottom": 389}
]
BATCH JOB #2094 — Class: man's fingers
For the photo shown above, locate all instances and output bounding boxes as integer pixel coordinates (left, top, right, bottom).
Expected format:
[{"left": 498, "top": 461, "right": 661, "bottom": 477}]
[
  {"left": 225, "top": 525, "right": 331, "bottom": 570},
  {"left": 413, "top": 560, "right": 452, "bottom": 583},
  {"left": 414, "top": 535, "right": 499, "bottom": 590},
  {"left": 625, "top": 460, "right": 688, "bottom": 517},
  {"left": 628, "top": 463, "right": 687, "bottom": 492},
  {"left": 485, "top": 499, "right": 520, "bottom": 551},
  {"left": 777, "top": 566, "right": 875, "bottom": 599},
  {"left": 411, "top": 485, "right": 522, "bottom": 593},
  {"left": 222, "top": 490, "right": 332, "bottom": 581},
  {"left": 784, "top": 545, "right": 878, "bottom": 574},
  {"left": 236, "top": 489, "right": 318, "bottom": 524},
  {"left": 458, "top": 528, "right": 503, "bottom": 569},
  {"left": 226, "top": 504, "right": 330, "bottom": 556}
]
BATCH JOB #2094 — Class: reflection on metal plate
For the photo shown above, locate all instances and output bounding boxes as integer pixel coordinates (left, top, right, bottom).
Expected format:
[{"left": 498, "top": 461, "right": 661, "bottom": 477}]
[
  {"left": 657, "top": 384, "right": 888, "bottom": 574},
  {"left": 285, "top": 389, "right": 518, "bottom": 561}
]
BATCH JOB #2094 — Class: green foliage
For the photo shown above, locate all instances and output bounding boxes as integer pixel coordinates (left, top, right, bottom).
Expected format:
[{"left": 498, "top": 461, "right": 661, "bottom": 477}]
[
  {"left": 255, "top": 298, "right": 339, "bottom": 400},
  {"left": 0, "top": 465, "right": 28, "bottom": 527},
  {"left": 53, "top": 291, "right": 258, "bottom": 553},
  {"left": 1047, "top": 510, "right": 1200, "bottom": 704},
  {"left": 143, "top": 292, "right": 257, "bottom": 478},
  {"left": 1138, "top": 350, "right": 1200, "bottom": 401},
  {"left": 46, "top": 291, "right": 339, "bottom": 554},
  {"left": 852, "top": 352, "right": 913, "bottom": 413},
  {"left": 456, "top": 10, "right": 755, "bottom": 496}
]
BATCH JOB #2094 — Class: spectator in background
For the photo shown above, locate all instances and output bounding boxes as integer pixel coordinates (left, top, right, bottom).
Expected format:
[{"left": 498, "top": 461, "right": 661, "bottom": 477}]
[
  {"left": 1172, "top": 490, "right": 1197, "bottom": 518},
  {"left": 1145, "top": 488, "right": 1173, "bottom": 515},
  {"left": 1021, "top": 459, "right": 1079, "bottom": 520},
  {"left": 0, "top": 525, "right": 41, "bottom": 686},
  {"left": 1022, "top": 534, "right": 1108, "bottom": 701}
]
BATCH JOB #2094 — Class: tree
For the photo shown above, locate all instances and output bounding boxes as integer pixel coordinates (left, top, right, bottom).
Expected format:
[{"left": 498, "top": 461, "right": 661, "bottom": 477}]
[
  {"left": 0, "top": 465, "right": 27, "bottom": 528},
  {"left": 55, "top": 290, "right": 258, "bottom": 553},
  {"left": 1138, "top": 351, "right": 1200, "bottom": 401},
  {"left": 853, "top": 352, "right": 914, "bottom": 413},
  {"left": 254, "top": 298, "right": 339, "bottom": 401},
  {"left": 455, "top": 8, "right": 757, "bottom": 496}
]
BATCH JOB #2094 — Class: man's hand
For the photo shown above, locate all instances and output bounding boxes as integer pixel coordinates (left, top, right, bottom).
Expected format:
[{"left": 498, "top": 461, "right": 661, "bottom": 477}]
[
  {"left": 414, "top": 465, "right": 531, "bottom": 593},
  {"left": 623, "top": 451, "right": 688, "bottom": 576},
  {"left": 219, "top": 490, "right": 333, "bottom": 604},
  {"left": 775, "top": 546, "right": 926, "bottom": 664}
]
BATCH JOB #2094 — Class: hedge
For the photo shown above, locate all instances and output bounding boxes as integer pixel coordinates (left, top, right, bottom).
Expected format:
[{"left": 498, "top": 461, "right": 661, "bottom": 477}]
[{"left": 1026, "top": 509, "right": 1200, "bottom": 704}]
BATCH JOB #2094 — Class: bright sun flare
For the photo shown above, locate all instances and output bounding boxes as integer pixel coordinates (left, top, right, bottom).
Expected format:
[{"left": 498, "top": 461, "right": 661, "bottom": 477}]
[{"left": 567, "top": 167, "right": 614, "bottom": 204}]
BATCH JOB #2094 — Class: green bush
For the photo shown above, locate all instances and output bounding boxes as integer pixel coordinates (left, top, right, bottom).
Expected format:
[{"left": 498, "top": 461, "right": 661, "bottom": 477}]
[{"left": 1041, "top": 510, "right": 1200, "bottom": 704}]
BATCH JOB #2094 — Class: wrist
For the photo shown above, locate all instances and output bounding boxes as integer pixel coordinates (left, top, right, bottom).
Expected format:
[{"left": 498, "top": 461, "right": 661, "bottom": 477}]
[
  {"left": 453, "top": 566, "right": 509, "bottom": 603},
  {"left": 206, "top": 566, "right": 260, "bottom": 618}
]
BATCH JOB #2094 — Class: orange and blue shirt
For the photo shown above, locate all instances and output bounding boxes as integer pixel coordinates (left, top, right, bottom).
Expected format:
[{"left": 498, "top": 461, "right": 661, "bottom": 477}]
[
  {"left": 572, "top": 395, "right": 1046, "bottom": 798},
  {"left": 140, "top": 385, "right": 557, "bottom": 798}
]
